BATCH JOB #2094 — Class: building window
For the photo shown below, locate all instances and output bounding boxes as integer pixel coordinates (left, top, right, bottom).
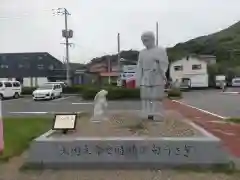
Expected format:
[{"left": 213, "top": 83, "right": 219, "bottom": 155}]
[
  {"left": 0, "top": 64, "right": 8, "bottom": 68},
  {"left": 37, "top": 64, "right": 44, "bottom": 69},
  {"left": 174, "top": 65, "right": 183, "bottom": 71},
  {"left": 192, "top": 64, "right": 202, "bottom": 70},
  {"left": 18, "top": 64, "right": 30, "bottom": 68}
]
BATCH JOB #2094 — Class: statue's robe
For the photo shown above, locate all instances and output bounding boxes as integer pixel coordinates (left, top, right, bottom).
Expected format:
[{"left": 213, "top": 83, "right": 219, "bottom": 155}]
[{"left": 136, "top": 46, "right": 169, "bottom": 120}]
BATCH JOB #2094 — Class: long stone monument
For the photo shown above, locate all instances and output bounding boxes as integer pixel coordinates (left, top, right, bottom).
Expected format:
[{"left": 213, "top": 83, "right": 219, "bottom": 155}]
[{"left": 25, "top": 32, "right": 230, "bottom": 169}]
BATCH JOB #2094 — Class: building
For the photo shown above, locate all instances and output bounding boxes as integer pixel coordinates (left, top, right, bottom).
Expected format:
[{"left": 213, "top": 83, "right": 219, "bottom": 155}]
[
  {"left": 0, "top": 52, "right": 67, "bottom": 87},
  {"left": 0, "top": 52, "right": 92, "bottom": 87},
  {"left": 170, "top": 54, "right": 216, "bottom": 88},
  {"left": 87, "top": 58, "right": 120, "bottom": 85}
]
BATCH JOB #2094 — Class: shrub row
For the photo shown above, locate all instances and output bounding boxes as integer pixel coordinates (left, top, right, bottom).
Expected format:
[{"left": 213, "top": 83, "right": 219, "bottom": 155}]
[
  {"left": 167, "top": 88, "right": 182, "bottom": 98},
  {"left": 82, "top": 87, "right": 182, "bottom": 100},
  {"left": 82, "top": 87, "right": 140, "bottom": 100},
  {"left": 21, "top": 85, "right": 182, "bottom": 100}
]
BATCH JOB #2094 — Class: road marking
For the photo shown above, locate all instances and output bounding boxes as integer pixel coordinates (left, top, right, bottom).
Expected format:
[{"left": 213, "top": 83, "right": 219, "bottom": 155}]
[
  {"left": 221, "top": 92, "right": 240, "bottom": 94},
  {"left": 172, "top": 100, "right": 228, "bottom": 119},
  {"left": 72, "top": 102, "right": 93, "bottom": 105},
  {"left": 9, "top": 112, "right": 48, "bottom": 114}
]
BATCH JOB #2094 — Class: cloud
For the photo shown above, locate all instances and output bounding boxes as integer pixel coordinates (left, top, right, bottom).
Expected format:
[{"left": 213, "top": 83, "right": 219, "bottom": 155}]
[{"left": 0, "top": 0, "right": 240, "bottom": 63}]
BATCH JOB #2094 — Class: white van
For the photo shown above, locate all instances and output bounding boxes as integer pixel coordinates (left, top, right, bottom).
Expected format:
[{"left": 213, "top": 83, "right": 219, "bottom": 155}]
[
  {"left": 32, "top": 84, "right": 63, "bottom": 101},
  {"left": 0, "top": 81, "right": 22, "bottom": 100}
]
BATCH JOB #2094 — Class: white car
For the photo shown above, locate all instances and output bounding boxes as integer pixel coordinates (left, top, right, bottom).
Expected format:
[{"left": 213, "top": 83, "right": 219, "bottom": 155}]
[
  {"left": 32, "top": 84, "right": 62, "bottom": 101},
  {"left": 232, "top": 78, "right": 240, "bottom": 87},
  {"left": 0, "top": 81, "right": 22, "bottom": 100}
]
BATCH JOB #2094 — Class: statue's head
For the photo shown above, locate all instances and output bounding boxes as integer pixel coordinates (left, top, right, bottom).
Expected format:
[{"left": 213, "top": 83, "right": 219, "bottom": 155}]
[
  {"left": 99, "top": 89, "right": 108, "bottom": 97},
  {"left": 141, "top": 31, "right": 155, "bottom": 49}
]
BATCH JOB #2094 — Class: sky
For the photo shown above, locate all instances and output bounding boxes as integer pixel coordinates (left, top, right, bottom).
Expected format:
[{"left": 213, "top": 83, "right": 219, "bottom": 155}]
[{"left": 0, "top": 0, "right": 240, "bottom": 63}]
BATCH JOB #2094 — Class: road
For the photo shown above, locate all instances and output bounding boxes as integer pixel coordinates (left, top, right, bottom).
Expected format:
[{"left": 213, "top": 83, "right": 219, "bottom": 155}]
[
  {"left": 179, "top": 89, "right": 240, "bottom": 118},
  {"left": 1, "top": 96, "right": 141, "bottom": 117},
  {"left": 2, "top": 88, "right": 240, "bottom": 118}
]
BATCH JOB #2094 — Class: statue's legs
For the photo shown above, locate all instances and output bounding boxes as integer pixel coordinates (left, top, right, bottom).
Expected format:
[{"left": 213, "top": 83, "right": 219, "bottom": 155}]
[
  {"left": 140, "top": 86, "right": 151, "bottom": 119},
  {"left": 149, "top": 85, "right": 165, "bottom": 121}
]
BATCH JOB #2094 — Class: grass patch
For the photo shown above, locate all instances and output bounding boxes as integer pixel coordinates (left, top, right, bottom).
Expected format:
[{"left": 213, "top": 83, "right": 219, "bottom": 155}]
[
  {"left": 225, "top": 118, "right": 240, "bottom": 124},
  {"left": 0, "top": 117, "right": 52, "bottom": 162}
]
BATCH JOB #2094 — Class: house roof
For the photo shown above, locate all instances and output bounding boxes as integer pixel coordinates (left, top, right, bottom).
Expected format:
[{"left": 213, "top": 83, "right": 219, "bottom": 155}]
[{"left": 0, "top": 52, "right": 65, "bottom": 78}]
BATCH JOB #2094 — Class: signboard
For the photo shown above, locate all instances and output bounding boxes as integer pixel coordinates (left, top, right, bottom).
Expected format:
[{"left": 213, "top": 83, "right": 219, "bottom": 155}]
[
  {"left": 123, "top": 65, "right": 137, "bottom": 73},
  {"left": 121, "top": 72, "right": 136, "bottom": 80},
  {"left": 52, "top": 114, "right": 77, "bottom": 130}
]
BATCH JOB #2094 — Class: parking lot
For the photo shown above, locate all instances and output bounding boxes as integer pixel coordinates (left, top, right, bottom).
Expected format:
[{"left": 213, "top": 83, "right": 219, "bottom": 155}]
[
  {"left": 178, "top": 89, "right": 240, "bottom": 118},
  {"left": 2, "top": 88, "right": 240, "bottom": 118},
  {"left": 1, "top": 95, "right": 142, "bottom": 117}
]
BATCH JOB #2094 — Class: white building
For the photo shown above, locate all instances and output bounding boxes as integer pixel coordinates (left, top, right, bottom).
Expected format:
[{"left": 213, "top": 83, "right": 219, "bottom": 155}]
[{"left": 170, "top": 55, "right": 216, "bottom": 88}]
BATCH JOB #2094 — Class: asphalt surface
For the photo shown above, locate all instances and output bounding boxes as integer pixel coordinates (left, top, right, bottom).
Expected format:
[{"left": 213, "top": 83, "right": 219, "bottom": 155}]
[
  {"left": 2, "top": 88, "right": 240, "bottom": 118},
  {"left": 1, "top": 96, "right": 142, "bottom": 118},
  {"left": 179, "top": 89, "right": 240, "bottom": 118}
]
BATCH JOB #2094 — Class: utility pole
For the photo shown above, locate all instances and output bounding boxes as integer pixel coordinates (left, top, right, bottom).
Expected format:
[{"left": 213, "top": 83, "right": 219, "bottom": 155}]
[
  {"left": 156, "top": 22, "right": 159, "bottom": 46},
  {"left": 107, "top": 56, "right": 111, "bottom": 85},
  {"left": 117, "top": 33, "right": 121, "bottom": 70},
  {"left": 117, "top": 33, "right": 122, "bottom": 86},
  {"left": 53, "top": 8, "right": 73, "bottom": 86}
]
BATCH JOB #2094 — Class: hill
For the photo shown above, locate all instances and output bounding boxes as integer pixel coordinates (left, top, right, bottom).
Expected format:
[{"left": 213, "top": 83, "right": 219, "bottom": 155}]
[
  {"left": 167, "top": 21, "right": 240, "bottom": 65},
  {"left": 89, "top": 20, "right": 240, "bottom": 67}
]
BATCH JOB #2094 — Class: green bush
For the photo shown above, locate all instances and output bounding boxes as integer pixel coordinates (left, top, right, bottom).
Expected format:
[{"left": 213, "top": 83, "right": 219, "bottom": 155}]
[
  {"left": 167, "top": 88, "right": 182, "bottom": 98},
  {"left": 82, "top": 87, "right": 140, "bottom": 100},
  {"left": 21, "top": 87, "right": 36, "bottom": 95},
  {"left": 63, "top": 85, "right": 87, "bottom": 94}
]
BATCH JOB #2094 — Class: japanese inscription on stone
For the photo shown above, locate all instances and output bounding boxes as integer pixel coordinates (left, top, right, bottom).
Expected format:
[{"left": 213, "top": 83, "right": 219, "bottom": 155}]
[{"left": 58, "top": 143, "right": 194, "bottom": 158}]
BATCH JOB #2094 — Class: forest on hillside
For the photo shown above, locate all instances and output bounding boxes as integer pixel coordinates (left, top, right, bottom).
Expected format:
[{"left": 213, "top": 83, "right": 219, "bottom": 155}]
[{"left": 89, "top": 21, "right": 240, "bottom": 83}]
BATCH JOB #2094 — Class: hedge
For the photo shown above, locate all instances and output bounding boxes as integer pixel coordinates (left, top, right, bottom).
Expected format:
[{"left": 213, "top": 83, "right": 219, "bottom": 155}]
[
  {"left": 82, "top": 87, "right": 140, "bottom": 100},
  {"left": 167, "top": 88, "right": 182, "bottom": 98},
  {"left": 21, "top": 87, "right": 36, "bottom": 95},
  {"left": 62, "top": 85, "right": 88, "bottom": 94}
]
